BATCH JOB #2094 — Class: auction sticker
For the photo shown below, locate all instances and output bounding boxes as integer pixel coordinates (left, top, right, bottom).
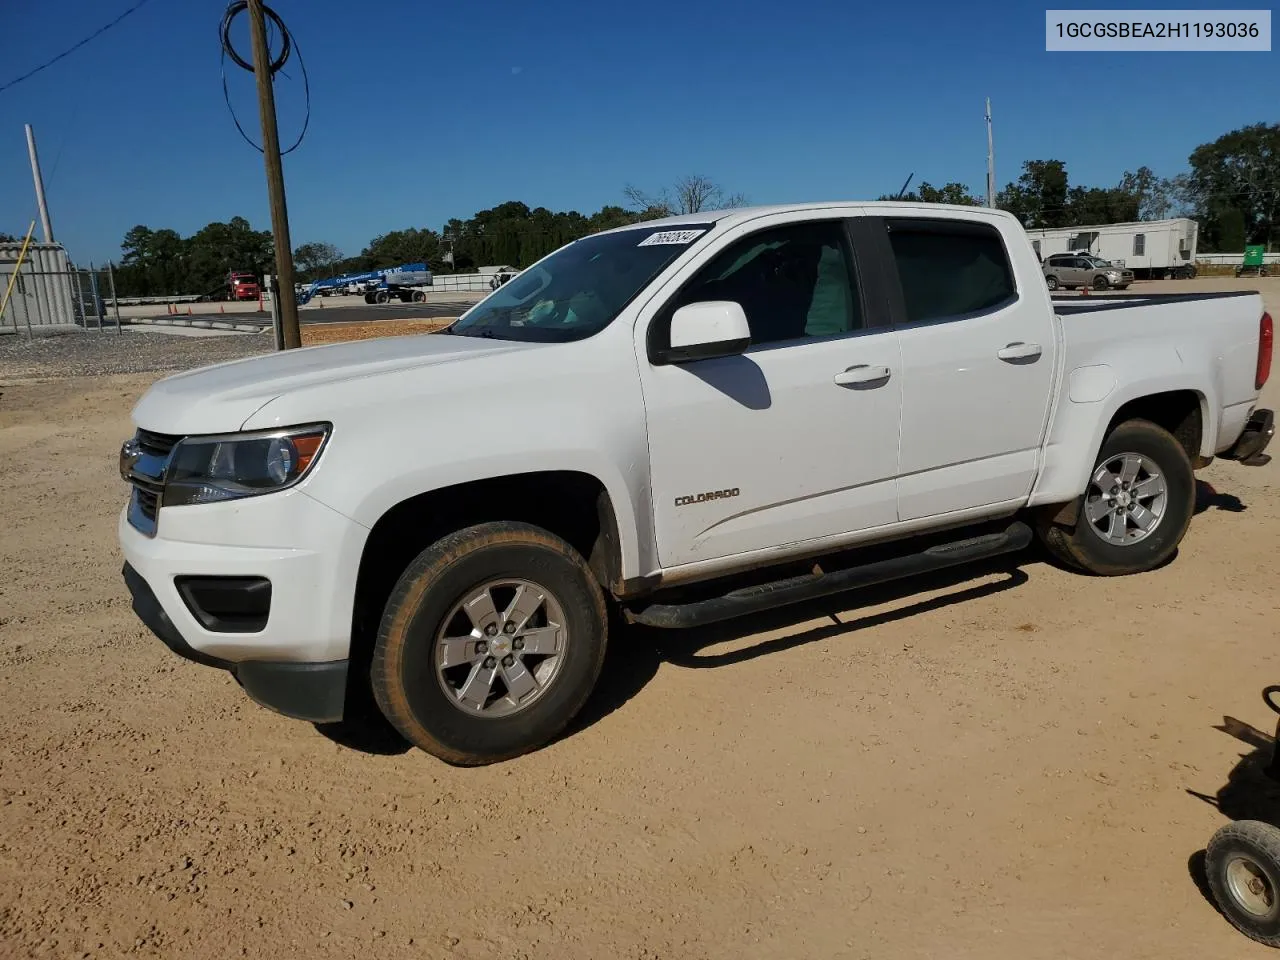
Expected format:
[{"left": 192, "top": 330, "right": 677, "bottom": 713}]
[{"left": 638, "top": 229, "right": 707, "bottom": 246}]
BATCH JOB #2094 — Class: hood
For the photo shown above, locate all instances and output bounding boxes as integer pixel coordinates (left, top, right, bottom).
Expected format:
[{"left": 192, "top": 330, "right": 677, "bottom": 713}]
[{"left": 132, "top": 332, "right": 536, "bottom": 435}]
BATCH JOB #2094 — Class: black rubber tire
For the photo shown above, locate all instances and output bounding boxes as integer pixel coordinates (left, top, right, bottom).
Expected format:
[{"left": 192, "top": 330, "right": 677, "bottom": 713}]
[
  {"left": 1045, "top": 275, "right": 1059, "bottom": 291},
  {"left": 1037, "top": 418, "right": 1195, "bottom": 576},
  {"left": 370, "top": 521, "right": 608, "bottom": 766},
  {"left": 412, "top": 290, "right": 426, "bottom": 302},
  {"left": 1092, "top": 274, "right": 1110, "bottom": 290},
  {"left": 1206, "top": 820, "right": 1280, "bottom": 947}
]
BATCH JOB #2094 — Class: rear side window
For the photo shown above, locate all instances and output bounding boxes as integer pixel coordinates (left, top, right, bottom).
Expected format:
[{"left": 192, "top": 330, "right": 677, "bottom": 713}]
[{"left": 885, "top": 219, "right": 1016, "bottom": 324}]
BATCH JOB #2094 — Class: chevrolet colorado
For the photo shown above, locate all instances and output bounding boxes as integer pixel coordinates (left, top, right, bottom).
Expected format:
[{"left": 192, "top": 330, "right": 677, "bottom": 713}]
[{"left": 119, "top": 202, "right": 1275, "bottom": 765}]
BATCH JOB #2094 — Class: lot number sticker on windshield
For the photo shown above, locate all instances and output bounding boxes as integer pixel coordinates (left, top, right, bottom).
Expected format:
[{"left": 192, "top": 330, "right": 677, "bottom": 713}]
[{"left": 637, "top": 229, "right": 706, "bottom": 246}]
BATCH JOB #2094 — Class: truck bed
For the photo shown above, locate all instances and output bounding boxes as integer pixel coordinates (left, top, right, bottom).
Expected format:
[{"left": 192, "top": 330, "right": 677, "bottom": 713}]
[{"left": 1051, "top": 289, "right": 1261, "bottom": 315}]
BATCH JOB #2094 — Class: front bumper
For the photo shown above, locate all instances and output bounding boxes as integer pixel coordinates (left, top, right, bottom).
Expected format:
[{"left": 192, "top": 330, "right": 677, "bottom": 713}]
[
  {"left": 123, "top": 563, "right": 347, "bottom": 722},
  {"left": 117, "top": 487, "right": 370, "bottom": 723},
  {"left": 1223, "top": 408, "right": 1275, "bottom": 467}
]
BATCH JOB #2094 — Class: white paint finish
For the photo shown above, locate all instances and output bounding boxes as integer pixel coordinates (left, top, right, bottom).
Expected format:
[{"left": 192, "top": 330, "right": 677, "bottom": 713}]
[
  {"left": 133, "top": 332, "right": 532, "bottom": 435},
  {"left": 630, "top": 205, "right": 902, "bottom": 567},
  {"left": 1028, "top": 295, "right": 1264, "bottom": 506},
  {"left": 1217, "top": 400, "right": 1257, "bottom": 453},
  {"left": 118, "top": 490, "right": 367, "bottom": 663},
  {"left": 118, "top": 200, "right": 1271, "bottom": 673},
  {"left": 894, "top": 214, "right": 1060, "bottom": 521},
  {"left": 639, "top": 333, "right": 903, "bottom": 566},
  {"left": 669, "top": 301, "right": 750, "bottom": 350},
  {"left": 1068, "top": 364, "right": 1117, "bottom": 403},
  {"left": 244, "top": 329, "right": 656, "bottom": 583}
]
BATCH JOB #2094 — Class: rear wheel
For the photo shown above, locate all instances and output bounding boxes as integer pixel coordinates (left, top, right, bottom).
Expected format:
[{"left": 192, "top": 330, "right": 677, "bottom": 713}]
[
  {"left": 1207, "top": 820, "right": 1280, "bottom": 947},
  {"left": 371, "top": 521, "right": 608, "bottom": 765},
  {"left": 1045, "top": 275, "right": 1059, "bottom": 291},
  {"left": 412, "top": 290, "right": 427, "bottom": 302},
  {"left": 1037, "top": 418, "right": 1195, "bottom": 575}
]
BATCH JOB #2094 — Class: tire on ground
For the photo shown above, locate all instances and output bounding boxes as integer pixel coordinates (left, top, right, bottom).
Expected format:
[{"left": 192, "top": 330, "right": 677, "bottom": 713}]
[
  {"left": 1206, "top": 820, "right": 1280, "bottom": 947},
  {"left": 371, "top": 521, "right": 608, "bottom": 765},
  {"left": 1037, "top": 417, "right": 1195, "bottom": 576}
]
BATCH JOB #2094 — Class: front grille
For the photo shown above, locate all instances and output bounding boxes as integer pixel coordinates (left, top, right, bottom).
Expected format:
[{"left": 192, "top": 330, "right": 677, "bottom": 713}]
[
  {"left": 135, "top": 487, "right": 159, "bottom": 522},
  {"left": 137, "top": 428, "right": 181, "bottom": 458},
  {"left": 125, "top": 428, "right": 181, "bottom": 536}
]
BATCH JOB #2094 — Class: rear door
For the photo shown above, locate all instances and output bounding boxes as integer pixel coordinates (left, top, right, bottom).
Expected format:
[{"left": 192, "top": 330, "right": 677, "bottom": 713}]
[{"left": 873, "top": 214, "right": 1059, "bottom": 521}]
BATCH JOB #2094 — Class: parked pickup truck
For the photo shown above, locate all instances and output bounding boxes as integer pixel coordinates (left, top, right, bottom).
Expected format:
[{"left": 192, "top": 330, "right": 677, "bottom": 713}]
[{"left": 118, "top": 202, "right": 1275, "bottom": 765}]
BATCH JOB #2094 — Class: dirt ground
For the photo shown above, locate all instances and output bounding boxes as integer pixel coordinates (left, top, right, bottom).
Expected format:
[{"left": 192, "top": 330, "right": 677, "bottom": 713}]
[{"left": 2, "top": 279, "right": 1280, "bottom": 960}]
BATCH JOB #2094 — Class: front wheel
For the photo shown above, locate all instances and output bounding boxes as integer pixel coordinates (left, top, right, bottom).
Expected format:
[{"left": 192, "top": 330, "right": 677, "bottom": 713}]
[
  {"left": 1093, "top": 275, "right": 1110, "bottom": 290},
  {"left": 371, "top": 521, "right": 608, "bottom": 765},
  {"left": 1037, "top": 418, "right": 1195, "bottom": 575},
  {"left": 1206, "top": 820, "right": 1280, "bottom": 947}
]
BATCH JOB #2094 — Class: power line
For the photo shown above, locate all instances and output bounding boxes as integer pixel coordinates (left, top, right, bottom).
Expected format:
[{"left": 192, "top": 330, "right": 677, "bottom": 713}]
[{"left": 0, "top": 0, "right": 156, "bottom": 96}]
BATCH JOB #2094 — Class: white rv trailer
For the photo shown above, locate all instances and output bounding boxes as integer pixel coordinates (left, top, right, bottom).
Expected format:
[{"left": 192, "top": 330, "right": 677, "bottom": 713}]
[{"left": 1023, "top": 217, "right": 1199, "bottom": 279}]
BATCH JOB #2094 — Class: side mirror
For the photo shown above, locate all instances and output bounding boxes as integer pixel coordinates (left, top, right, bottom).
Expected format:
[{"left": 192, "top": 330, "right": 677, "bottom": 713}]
[{"left": 660, "top": 301, "right": 751, "bottom": 364}]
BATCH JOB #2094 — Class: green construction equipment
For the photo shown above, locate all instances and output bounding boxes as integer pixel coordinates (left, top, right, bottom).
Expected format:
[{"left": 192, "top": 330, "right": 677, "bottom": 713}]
[{"left": 1237, "top": 245, "right": 1270, "bottom": 277}]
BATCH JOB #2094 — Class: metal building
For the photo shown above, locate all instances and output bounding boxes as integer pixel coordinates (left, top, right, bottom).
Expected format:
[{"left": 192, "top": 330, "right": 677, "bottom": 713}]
[{"left": 0, "top": 241, "right": 86, "bottom": 332}]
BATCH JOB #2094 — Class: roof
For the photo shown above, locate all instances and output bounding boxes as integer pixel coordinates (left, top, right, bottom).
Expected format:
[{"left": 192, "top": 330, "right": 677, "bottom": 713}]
[{"left": 600, "top": 201, "right": 1019, "bottom": 235}]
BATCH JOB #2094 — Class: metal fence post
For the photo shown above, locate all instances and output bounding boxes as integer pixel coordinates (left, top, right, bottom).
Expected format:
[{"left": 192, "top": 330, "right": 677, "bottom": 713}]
[
  {"left": 89, "top": 261, "right": 104, "bottom": 332},
  {"left": 107, "top": 261, "right": 122, "bottom": 334}
]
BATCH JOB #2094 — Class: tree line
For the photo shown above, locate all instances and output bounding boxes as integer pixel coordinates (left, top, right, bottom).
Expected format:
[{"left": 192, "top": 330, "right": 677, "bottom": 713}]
[
  {"left": 98, "top": 122, "right": 1278, "bottom": 297},
  {"left": 881, "top": 122, "right": 1279, "bottom": 253}
]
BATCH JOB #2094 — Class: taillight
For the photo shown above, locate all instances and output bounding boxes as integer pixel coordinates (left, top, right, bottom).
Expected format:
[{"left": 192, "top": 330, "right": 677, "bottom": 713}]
[{"left": 1258, "top": 312, "right": 1274, "bottom": 390}]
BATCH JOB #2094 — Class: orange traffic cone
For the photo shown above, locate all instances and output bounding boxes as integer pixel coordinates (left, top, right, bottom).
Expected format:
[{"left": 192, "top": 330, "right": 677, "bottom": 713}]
[
  {"left": 1080, "top": 286, "right": 1089, "bottom": 297},
  {"left": 219, "top": 303, "right": 225, "bottom": 314},
  {"left": 187, "top": 305, "right": 193, "bottom": 315}
]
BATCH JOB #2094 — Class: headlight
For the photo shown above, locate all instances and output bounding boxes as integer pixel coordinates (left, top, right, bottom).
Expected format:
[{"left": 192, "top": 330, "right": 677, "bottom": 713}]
[{"left": 163, "top": 424, "right": 330, "bottom": 507}]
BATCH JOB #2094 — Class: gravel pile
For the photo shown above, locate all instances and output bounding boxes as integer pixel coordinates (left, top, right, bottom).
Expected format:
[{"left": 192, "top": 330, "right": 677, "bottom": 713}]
[{"left": 0, "top": 328, "right": 272, "bottom": 381}]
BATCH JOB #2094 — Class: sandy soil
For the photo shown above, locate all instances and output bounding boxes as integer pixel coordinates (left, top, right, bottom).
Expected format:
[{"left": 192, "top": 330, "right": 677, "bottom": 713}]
[{"left": 2, "top": 280, "right": 1280, "bottom": 960}]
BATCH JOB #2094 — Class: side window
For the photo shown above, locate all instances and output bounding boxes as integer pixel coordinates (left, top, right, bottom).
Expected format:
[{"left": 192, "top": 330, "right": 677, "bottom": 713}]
[
  {"left": 674, "top": 220, "right": 862, "bottom": 346},
  {"left": 885, "top": 220, "right": 1016, "bottom": 324},
  {"left": 1133, "top": 234, "right": 1146, "bottom": 256}
]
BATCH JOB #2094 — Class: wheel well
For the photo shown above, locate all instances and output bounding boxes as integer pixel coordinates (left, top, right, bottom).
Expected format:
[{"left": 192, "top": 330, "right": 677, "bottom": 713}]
[
  {"left": 1107, "top": 390, "right": 1204, "bottom": 462},
  {"left": 346, "top": 472, "right": 622, "bottom": 698}
]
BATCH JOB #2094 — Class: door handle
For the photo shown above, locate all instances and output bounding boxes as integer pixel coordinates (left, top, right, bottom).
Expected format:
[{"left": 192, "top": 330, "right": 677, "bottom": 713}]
[
  {"left": 833, "top": 364, "right": 892, "bottom": 388},
  {"left": 997, "top": 341, "right": 1042, "bottom": 363}
]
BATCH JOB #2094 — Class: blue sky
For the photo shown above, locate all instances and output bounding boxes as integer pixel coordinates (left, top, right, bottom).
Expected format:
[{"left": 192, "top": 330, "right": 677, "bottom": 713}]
[{"left": 0, "top": 0, "right": 1274, "bottom": 263}]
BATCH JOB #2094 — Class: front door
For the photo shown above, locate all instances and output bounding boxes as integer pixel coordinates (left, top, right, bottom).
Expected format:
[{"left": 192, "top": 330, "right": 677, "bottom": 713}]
[
  {"left": 636, "top": 215, "right": 903, "bottom": 569},
  {"left": 877, "top": 214, "right": 1058, "bottom": 522}
]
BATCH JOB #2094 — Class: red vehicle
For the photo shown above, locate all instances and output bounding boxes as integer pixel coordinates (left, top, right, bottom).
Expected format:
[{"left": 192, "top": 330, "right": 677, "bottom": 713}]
[{"left": 228, "top": 271, "right": 260, "bottom": 301}]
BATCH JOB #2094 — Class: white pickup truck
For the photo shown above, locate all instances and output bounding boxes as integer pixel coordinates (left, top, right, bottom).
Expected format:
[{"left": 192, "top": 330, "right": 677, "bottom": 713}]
[{"left": 118, "top": 202, "right": 1275, "bottom": 765}]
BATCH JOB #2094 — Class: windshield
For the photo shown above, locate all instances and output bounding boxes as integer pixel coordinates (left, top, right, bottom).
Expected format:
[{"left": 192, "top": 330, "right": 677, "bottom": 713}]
[
  {"left": 446, "top": 224, "right": 714, "bottom": 342},
  {"left": 1081, "top": 256, "right": 1112, "bottom": 267}
]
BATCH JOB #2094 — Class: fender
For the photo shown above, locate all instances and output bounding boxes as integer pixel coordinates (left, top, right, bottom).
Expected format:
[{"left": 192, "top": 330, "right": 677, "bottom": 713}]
[{"left": 1029, "top": 361, "right": 1213, "bottom": 509}]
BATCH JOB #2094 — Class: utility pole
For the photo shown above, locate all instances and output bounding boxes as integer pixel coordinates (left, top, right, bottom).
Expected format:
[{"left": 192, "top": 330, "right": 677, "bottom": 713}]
[
  {"left": 985, "top": 98, "right": 996, "bottom": 209},
  {"left": 25, "top": 124, "right": 54, "bottom": 243},
  {"left": 247, "top": 0, "right": 301, "bottom": 349}
]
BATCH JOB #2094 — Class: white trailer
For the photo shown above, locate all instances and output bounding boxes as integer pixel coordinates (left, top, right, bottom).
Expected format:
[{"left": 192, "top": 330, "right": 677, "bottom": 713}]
[{"left": 1024, "top": 218, "right": 1199, "bottom": 279}]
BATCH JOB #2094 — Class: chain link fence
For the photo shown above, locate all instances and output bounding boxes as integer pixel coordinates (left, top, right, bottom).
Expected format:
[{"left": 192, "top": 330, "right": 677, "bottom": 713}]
[{"left": 1, "top": 241, "right": 123, "bottom": 335}]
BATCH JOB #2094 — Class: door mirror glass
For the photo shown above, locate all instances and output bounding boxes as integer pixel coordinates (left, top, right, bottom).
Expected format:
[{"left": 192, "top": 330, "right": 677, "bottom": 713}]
[{"left": 662, "top": 301, "right": 751, "bottom": 364}]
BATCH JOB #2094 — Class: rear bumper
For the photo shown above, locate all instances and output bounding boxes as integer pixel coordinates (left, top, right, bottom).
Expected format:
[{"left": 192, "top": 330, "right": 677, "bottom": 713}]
[
  {"left": 1222, "top": 408, "right": 1274, "bottom": 467},
  {"left": 123, "top": 561, "right": 348, "bottom": 723}
]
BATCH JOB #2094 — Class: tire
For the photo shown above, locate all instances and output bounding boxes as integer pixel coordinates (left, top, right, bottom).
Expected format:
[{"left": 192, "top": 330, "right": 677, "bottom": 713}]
[
  {"left": 1038, "top": 418, "right": 1195, "bottom": 576},
  {"left": 412, "top": 290, "right": 427, "bottom": 302},
  {"left": 375, "top": 291, "right": 390, "bottom": 304},
  {"left": 1045, "top": 275, "right": 1059, "bottom": 291},
  {"left": 371, "top": 521, "right": 608, "bottom": 765},
  {"left": 1092, "top": 274, "right": 1110, "bottom": 291},
  {"left": 1206, "top": 820, "right": 1280, "bottom": 947}
]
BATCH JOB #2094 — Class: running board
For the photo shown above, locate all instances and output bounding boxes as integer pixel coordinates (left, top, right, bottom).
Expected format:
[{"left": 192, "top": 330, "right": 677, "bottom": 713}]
[{"left": 624, "top": 520, "right": 1033, "bottom": 630}]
